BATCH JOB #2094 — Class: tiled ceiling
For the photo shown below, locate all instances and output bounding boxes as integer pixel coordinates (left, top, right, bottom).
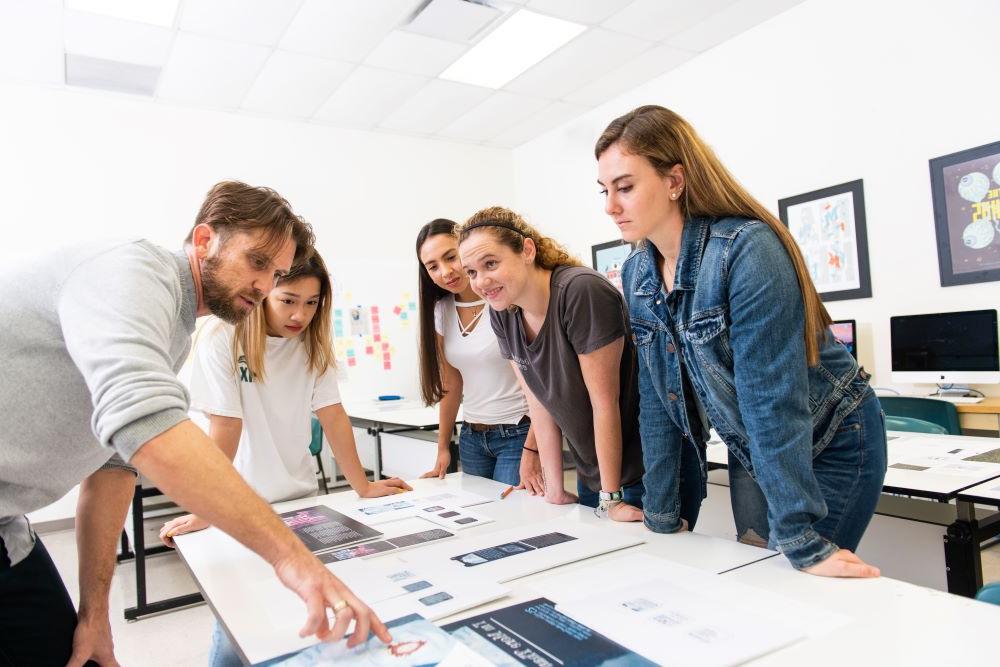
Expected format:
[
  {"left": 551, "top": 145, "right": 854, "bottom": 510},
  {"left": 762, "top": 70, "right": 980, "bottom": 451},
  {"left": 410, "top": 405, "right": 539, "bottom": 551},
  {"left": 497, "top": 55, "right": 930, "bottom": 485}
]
[{"left": 0, "top": 0, "right": 804, "bottom": 148}]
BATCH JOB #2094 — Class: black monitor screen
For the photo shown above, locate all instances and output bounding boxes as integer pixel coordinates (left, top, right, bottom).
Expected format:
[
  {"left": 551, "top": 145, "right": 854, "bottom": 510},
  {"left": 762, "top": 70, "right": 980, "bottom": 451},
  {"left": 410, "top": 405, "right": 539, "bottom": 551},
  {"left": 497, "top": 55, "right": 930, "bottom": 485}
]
[
  {"left": 890, "top": 309, "right": 999, "bottom": 372},
  {"left": 829, "top": 320, "right": 856, "bottom": 360}
]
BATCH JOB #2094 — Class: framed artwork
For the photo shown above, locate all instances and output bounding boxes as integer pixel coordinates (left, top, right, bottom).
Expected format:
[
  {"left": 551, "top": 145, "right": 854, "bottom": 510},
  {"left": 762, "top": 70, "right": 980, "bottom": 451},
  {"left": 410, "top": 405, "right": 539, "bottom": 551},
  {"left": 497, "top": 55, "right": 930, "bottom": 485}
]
[
  {"left": 591, "top": 239, "right": 635, "bottom": 293},
  {"left": 778, "top": 179, "right": 872, "bottom": 302},
  {"left": 929, "top": 139, "right": 1000, "bottom": 287}
]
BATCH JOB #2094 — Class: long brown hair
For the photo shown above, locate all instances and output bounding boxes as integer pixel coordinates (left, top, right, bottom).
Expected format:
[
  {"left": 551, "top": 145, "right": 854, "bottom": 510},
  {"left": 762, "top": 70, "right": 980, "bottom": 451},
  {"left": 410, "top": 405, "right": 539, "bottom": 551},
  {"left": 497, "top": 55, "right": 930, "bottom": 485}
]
[
  {"left": 416, "top": 219, "right": 460, "bottom": 406},
  {"left": 457, "top": 206, "right": 582, "bottom": 271},
  {"left": 233, "top": 251, "right": 335, "bottom": 382},
  {"left": 186, "top": 180, "right": 316, "bottom": 266},
  {"left": 595, "top": 105, "right": 831, "bottom": 366}
]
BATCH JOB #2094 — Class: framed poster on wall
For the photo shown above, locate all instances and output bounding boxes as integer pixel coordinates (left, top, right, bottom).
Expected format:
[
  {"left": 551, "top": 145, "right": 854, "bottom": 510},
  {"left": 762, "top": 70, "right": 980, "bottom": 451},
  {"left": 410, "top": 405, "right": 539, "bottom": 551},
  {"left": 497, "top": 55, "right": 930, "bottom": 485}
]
[
  {"left": 929, "top": 139, "right": 1000, "bottom": 287},
  {"left": 591, "top": 239, "right": 635, "bottom": 293},
  {"left": 778, "top": 179, "right": 872, "bottom": 302}
]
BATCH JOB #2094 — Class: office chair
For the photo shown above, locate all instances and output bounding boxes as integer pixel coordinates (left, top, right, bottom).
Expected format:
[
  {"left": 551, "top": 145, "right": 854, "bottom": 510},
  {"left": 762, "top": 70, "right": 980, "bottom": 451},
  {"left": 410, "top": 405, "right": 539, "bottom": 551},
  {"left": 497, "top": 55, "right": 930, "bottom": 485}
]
[
  {"left": 879, "top": 396, "right": 962, "bottom": 435},
  {"left": 884, "top": 415, "right": 949, "bottom": 435},
  {"left": 309, "top": 415, "right": 329, "bottom": 495},
  {"left": 975, "top": 582, "right": 1000, "bottom": 606}
]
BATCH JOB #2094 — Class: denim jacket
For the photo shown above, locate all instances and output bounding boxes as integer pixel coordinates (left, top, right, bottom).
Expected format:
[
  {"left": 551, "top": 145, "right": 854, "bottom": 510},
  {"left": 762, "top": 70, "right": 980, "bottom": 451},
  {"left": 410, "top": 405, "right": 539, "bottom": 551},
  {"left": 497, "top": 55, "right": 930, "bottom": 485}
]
[{"left": 621, "top": 216, "right": 869, "bottom": 569}]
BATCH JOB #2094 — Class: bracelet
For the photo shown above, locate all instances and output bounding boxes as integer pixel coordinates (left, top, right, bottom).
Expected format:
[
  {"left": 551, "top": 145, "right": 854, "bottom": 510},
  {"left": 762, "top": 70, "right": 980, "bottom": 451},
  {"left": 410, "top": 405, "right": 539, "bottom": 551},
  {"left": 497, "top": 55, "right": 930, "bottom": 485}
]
[{"left": 523, "top": 446, "right": 539, "bottom": 453}]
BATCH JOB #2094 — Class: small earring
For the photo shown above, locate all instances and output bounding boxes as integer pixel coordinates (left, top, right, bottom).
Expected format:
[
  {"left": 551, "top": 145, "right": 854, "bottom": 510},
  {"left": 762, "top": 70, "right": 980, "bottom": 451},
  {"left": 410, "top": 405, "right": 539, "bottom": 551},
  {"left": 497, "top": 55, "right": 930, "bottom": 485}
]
[{"left": 670, "top": 193, "right": 678, "bottom": 200}]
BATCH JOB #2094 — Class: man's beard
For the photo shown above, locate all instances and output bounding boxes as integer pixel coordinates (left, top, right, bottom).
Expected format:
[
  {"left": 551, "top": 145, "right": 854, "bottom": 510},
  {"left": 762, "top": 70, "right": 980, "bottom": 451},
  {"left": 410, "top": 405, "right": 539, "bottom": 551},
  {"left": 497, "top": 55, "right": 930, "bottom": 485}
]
[{"left": 202, "top": 255, "right": 262, "bottom": 324}]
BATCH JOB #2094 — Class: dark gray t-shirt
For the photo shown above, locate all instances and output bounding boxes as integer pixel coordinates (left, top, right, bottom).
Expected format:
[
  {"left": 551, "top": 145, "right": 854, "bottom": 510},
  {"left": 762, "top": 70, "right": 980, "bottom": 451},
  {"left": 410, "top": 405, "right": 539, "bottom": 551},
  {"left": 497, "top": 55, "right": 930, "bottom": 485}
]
[{"left": 490, "top": 266, "right": 643, "bottom": 492}]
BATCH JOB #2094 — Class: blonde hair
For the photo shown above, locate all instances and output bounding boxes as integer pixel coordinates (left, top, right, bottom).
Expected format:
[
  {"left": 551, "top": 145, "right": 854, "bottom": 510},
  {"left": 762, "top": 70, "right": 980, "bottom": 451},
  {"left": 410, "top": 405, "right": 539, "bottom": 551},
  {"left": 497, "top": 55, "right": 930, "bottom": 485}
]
[
  {"left": 233, "top": 252, "right": 335, "bottom": 382},
  {"left": 595, "top": 105, "right": 831, "bottom": 366},
  {"left": 457, "top": 206, "right": 582, "bottom": 271}
]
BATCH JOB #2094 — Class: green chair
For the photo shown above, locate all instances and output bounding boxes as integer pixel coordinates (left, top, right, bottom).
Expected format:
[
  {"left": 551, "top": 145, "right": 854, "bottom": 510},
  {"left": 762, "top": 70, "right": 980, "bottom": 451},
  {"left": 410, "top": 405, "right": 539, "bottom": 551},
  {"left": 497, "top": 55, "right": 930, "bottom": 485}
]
[
  {"left": 878, "top": 396, "right": 962, "bottom": 435},
  {"left": 975, "top": 582, "right": 1000, "bottom": 605},
  {"left": 309, "top": 415, "right": 329, "bottom": 495},
  {"left": 884, "top": 415, "right": 948, "bottom": 435}
]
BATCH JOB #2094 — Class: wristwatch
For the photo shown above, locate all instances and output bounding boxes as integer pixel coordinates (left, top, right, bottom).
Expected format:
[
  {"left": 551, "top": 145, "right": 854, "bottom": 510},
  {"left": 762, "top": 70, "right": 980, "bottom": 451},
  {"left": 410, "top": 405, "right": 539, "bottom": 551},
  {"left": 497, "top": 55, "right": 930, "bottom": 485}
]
[{"left": 594, "top": 488, "right": 623, "bottom": 518}]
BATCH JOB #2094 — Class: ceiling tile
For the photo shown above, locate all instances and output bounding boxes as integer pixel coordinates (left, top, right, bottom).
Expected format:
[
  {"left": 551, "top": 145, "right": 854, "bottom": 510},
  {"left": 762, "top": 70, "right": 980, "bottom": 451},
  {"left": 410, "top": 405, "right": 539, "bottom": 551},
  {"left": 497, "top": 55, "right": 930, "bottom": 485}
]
[
  {"left": 435, "top": 91, "right": 551, "bottom": 142},
  {"left": 562, "top": 43, "right": 695, "bottom": 106},
  {"left": 526, "top": 0, "right": 632, "bottom": 25},
  {"left": 487, "top": 100, "right": 587, "bottom": 148},
  {"left": 405, "top": 0, "right": 503, "bottom": 42},
  {"left": 601, "top": 0, "right": 739, "bottom": 42},
  {"left": 178, "top": 0, "right": 303, "bottom": 46},
  {"left": 363, "top": 30, "right": 468, "bottom": 77},
  {"left": 65, "top": 0, "right": 180, "bottom": 27},
  {"left": 64, "top": 10, "right": 173, "bottom": 67},
  {"left": 312, "top": 65, "right": 428, "bottom": 129},
  {"left": 242, "top": 51, "right": 354, "bottom": 118},
  {"left": 280, "top": 0, "right": 423, "bottom": 62},
  {"left": 504, "top": 28, "right": 650, "bottom": 100},
  {"left": 0, "top": 0, "right": 63, "bottom": 85},
  {"left": 378, "top": 79, "right": 492, "bottom": 135},
  {"left": 156, "top": 32, "right": 270, "bottom": 108},
  {"left": 665, "top": 0, "right": 804, "bottom": 53}
]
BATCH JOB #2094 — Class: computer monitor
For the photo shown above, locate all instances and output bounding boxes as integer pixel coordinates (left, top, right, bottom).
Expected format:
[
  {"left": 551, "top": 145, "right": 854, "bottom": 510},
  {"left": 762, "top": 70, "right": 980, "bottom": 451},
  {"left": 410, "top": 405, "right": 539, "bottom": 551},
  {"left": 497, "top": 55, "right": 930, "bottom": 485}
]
[
  {"left": 890, "top": 309, "right": 1000, "bottom": 386},
  {"left": 829, "top": 320, "right": 857, "bottom": 360}
]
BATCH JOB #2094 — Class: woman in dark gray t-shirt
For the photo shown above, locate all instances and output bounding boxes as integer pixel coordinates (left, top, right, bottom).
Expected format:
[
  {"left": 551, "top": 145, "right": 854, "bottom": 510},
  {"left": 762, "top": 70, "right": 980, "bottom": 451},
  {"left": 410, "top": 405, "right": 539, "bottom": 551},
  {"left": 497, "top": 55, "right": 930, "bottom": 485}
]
[{"left": 457, "top": 206, "right": 645, "bottom": 521}]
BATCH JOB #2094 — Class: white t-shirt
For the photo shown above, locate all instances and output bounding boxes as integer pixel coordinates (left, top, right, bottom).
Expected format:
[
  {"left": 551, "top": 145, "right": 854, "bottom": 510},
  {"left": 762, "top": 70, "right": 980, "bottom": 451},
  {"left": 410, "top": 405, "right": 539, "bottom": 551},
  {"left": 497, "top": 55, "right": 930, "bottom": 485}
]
[
  {"left": 188, "top": 320, "right": 342, "bottom": 503},
  {"left": 434, "top": 296, "right": 528, "bottom": 424}
]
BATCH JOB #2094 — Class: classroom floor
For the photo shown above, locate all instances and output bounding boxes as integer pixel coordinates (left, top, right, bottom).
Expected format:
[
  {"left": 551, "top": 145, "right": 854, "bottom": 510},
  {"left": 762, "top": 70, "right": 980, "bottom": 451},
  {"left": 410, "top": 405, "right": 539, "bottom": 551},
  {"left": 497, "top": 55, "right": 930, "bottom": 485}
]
[{"left": 36, "top": 472, "right": 1000, "bottom": 667}]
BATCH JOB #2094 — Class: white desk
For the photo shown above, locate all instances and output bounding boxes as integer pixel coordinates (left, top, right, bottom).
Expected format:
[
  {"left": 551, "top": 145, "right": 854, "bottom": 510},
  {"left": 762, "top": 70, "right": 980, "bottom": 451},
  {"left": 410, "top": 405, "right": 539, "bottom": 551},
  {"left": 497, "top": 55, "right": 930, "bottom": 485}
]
[
  {"left": 342, "top": 400, "right": 462, "bottom": 479},
  {"left": 175, "top": 473, "right": 773, "bottom": 665},
  {"left": 722, "top": 555, "right": 1000, "bottom": 667},
  {"left": 705, "top": 432, "right": 1000, "bottom": 596}
]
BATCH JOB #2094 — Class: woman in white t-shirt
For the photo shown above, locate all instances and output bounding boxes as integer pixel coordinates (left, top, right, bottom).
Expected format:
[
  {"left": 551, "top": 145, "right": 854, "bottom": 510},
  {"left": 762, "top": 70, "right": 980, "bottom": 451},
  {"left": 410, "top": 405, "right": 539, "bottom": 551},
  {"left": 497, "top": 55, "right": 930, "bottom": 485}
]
[
  {"left": 158, "top": 252, "right": 411, "bottom": 666},
  {"left": 416, "top": 219, "right": 543, "bottom": 494}
]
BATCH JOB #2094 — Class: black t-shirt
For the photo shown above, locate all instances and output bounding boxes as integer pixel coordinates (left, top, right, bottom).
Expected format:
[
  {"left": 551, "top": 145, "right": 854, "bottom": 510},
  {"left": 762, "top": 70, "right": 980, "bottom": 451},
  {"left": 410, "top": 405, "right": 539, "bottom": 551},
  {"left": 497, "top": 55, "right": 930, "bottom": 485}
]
[{"left": 490, "top": 266, "right": 644, "bottom": 492}]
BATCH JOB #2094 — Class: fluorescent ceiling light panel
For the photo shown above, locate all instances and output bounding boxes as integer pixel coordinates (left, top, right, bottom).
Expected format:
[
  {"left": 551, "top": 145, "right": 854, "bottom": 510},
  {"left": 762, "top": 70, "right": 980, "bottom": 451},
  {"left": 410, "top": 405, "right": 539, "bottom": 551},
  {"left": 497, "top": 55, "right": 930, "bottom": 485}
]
[
  {"left": 65, "top": 0, "right": 181, "bottom": 28},
  {"left": 440, "top": 9, "right": 585, "bottom": 89}
]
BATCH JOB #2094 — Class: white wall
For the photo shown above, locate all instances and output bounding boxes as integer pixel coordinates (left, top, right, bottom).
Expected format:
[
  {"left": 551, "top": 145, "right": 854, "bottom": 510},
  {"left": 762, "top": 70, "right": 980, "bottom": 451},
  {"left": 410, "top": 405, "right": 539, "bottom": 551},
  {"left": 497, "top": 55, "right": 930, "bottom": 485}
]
[
  {"left": 510, "top": 0, "right": 1000, "bottom": 397},
  {"left": 0, "top": 82, "right": 515, "bottom": 401}
]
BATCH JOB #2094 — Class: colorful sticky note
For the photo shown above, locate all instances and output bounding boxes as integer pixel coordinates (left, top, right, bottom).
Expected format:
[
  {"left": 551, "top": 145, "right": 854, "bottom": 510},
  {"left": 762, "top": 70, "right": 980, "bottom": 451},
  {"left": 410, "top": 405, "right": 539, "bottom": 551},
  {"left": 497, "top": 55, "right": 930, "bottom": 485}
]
[
  {"left": 382, "top": 361, "right": 391, "bottom": 370},
  {"left": 348, "top": 358, "right": 357, "bottom": 367},
  {"left": 408, "top": 301, "right": 416, "bottom": 311},
  {"left": 365, "top": 346, "right": 374, "bottom": 355},
  {"left": 393, "top": 305, "right": 402, "bottom": 316},
  {"left": 373, "top": 334, "right": 381, "bottom": 342}
]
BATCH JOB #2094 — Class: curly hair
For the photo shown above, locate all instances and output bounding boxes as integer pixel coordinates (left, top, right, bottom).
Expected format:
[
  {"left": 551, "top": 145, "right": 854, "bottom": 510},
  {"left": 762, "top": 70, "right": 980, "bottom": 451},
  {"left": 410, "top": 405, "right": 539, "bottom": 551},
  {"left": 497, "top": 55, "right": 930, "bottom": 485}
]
[{"left": 457, "top": 206, "right": 581, "bottom": 270}]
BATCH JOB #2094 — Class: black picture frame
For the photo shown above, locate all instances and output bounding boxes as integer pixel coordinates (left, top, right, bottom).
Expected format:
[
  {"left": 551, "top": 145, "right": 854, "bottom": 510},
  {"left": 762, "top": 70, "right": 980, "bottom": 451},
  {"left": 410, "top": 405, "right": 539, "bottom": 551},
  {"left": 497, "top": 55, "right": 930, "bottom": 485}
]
[
  {"left": 591, "top": 239, "right": 635, "bottom": 293},
  {"left": 929, "top": 139, "right": 1000, "bottom": 287},
  {"left": 778, "top": 179, "right": 872, "bottom": 302}
]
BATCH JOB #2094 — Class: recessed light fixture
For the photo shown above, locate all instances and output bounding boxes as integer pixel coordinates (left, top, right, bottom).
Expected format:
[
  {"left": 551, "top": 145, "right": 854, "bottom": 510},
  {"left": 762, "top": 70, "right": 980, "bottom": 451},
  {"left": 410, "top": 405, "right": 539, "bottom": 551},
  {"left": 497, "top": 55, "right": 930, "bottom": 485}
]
[
  {"left": 64, "top": 0, "right": 181, "bottom": 28},
  {"left": 439, "top": 9, "right": 585, "bottom": 89}
]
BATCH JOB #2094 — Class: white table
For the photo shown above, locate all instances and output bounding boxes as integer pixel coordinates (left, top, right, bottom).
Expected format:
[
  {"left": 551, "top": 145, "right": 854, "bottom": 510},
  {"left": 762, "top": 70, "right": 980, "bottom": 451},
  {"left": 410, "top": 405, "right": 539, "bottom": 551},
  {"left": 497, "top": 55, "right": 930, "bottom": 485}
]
[
  {"left": 175, "top": 473, "right": 774, "bottom": 665},
  {"left": 706, "top": 432, "right": 1000, "bottom": 596},
  {"left": 722, "top": 555, "right": 1000, "bottom": 667},
  {"left": 342, "top": 400, "right": 462, "bottom": 479}
]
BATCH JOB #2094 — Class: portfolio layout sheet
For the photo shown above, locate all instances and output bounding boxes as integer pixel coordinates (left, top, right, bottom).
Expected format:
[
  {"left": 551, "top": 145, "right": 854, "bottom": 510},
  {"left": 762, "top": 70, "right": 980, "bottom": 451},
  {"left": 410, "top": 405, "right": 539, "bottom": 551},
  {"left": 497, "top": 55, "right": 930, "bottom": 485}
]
[
  {"left": 261, "top": 613, "right": 487, "bottom": 666},
  {"left": 399, "top": 520, "right": 644, "bottom": 583},
  {"left": 277, "top": 505, "right": 381, "bottom": 554},
  {"left": 444, "top": 598, "right": 656, "bottom": 666}
]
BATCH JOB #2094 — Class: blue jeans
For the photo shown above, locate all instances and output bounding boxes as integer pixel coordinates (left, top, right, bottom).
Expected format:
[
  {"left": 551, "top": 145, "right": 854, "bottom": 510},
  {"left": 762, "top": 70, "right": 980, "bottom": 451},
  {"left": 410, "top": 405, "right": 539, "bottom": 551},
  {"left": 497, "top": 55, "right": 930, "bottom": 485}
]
[
  {"left": 459, "top": 421, "right": 529, "bottom": 486},
  {"left": 577, "top": 478, "right": 646, "bottom": 510},
  {"left": 729, "top": 389, "right": 887, "bottom": 553},
  {"left": 209, "top": 620, "right": 244, "bottom": 667}
]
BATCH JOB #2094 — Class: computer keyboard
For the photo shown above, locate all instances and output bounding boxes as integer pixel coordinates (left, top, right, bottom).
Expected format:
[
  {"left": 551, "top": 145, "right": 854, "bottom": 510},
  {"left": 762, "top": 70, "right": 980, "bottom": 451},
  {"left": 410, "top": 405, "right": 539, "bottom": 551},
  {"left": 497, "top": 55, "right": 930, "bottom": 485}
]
[{"left": 932, "top": 396, "right": 984, "bottom": 404}]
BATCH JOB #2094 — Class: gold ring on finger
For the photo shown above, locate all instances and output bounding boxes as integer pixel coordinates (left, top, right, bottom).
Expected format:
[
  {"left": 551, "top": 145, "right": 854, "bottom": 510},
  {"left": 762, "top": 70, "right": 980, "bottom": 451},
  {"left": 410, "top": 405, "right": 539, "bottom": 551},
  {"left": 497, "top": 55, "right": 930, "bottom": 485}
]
[{"left": 332, "top": 599, "right": 348, "bottom": 613}]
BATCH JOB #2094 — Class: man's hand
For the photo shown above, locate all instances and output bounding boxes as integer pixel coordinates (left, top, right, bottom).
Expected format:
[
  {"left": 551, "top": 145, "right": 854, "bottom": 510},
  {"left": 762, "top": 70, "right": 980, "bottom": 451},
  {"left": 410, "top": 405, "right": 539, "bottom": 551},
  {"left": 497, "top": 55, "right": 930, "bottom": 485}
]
[
  {"left": 360, "top": 478, "right": 413, "bottom": 498},
  {"left": 273, "top": 549, "right": 392, "bottom": 647},
  {"left": 420, "top": 450, "right": 451, "bottom": 479},
  {"left": 66, "top": 612, "right": 119, "bottom": 667},
  {"left": 803, "top": 548, "right": 880, "bottom": 578},
  {"left": 608, "top": 502, "right": 643, "bottom": 522},
  {"left": 159, "top": 514, "right": 210, "bottom": 548},
  {"left": 517, "top": 450, "right": 544, "bottom": 496}
]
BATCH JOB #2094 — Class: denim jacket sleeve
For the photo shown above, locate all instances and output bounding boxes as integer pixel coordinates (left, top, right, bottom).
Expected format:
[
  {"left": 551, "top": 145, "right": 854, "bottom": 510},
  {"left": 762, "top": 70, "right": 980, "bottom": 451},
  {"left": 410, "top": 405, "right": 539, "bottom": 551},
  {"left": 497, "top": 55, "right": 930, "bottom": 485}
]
[
  {"left": 637, "top": 352, "right": 686, "bottom": 533},
  {"left": 726, "top": 223, "right": 837, "bottom": 569}
]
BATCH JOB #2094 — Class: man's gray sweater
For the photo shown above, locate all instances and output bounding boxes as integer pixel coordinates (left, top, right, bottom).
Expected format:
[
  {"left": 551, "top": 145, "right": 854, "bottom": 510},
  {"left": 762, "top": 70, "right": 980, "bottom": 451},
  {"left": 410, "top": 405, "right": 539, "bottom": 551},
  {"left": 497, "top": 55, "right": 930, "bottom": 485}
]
[{"left": 0, "top": 240, "right": 197, "bottom": 564}]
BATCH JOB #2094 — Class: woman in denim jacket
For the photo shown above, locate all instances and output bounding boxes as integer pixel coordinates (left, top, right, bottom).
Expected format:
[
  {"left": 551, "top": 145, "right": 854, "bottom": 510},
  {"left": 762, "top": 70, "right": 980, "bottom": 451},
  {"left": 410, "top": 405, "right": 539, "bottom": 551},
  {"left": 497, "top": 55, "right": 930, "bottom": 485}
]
[{"left": 595, "top": 105, "right": 887, "bottom": 577}]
